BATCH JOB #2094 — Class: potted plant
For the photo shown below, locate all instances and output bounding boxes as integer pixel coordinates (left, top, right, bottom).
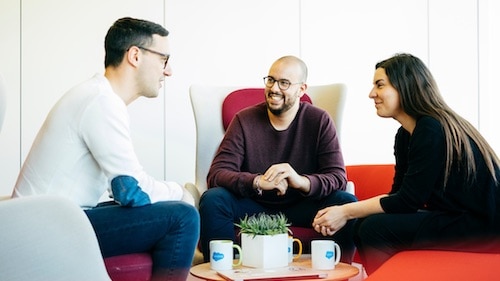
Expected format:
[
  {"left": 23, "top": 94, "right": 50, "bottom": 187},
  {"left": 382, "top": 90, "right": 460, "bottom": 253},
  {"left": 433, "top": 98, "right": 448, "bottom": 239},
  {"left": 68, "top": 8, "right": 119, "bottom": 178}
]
[{"left": 235, "top": 212, "right": 291, "bottom": 268}]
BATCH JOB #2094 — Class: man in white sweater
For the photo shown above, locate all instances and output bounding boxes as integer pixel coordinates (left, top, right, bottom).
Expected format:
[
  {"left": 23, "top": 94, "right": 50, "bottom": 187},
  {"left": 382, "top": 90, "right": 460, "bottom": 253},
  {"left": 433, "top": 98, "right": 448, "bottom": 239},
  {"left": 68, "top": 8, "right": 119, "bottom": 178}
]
[{"left": 12, "top": 17, "right": 199, "bottom": 281}]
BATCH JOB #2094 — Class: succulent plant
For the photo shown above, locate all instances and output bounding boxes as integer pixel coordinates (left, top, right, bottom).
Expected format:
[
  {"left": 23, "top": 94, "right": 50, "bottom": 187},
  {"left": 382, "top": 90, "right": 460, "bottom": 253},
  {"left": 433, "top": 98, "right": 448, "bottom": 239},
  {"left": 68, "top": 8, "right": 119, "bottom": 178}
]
[{"left": 235, "top": 212, "right": 292, "bottom": 237}]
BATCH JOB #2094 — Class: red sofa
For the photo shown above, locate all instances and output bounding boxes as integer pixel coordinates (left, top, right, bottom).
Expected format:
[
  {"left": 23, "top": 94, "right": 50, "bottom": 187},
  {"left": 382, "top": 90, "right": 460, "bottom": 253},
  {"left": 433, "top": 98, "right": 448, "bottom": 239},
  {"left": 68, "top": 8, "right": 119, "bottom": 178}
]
[
  {"left": 347, "top": 164, "right": 500, "bottom": 280},
  {"left": 365, "top": 250, "right": 500, "bottom": 281}
]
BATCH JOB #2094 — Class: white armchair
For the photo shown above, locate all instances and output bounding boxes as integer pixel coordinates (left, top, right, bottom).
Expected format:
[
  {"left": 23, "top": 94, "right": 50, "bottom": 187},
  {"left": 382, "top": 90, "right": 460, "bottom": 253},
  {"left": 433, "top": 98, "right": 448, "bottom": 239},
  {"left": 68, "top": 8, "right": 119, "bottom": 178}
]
[
  {"left": 0, "top": 196, "right": 111, "bottom": 280},
  {"left": 185, "top": 83, "right": 349, "bottom": 200}
]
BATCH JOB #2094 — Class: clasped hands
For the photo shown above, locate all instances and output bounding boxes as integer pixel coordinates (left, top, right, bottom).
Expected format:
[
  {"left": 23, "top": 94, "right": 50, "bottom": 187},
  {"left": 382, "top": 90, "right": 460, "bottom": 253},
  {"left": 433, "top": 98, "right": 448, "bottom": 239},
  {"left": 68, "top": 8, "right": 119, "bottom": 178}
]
[
  {"left": 312, "top": 205, "right": 348, "bottom": 236},
  {"left": 256, "top": 163, "right": 346, "bottom": 237},
  {"left": 257, "top": 163, "right": 310, "bottom": 196}
]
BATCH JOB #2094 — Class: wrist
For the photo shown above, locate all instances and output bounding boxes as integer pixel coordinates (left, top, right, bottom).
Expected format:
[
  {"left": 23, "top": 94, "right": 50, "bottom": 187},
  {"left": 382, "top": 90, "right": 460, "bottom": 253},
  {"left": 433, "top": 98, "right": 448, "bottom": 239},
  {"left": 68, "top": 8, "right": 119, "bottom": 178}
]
[
  {"left": 342, "top": 203, "right": 355, "bottom": 220},
  {"left": 253, "top": 175, "right": 263, "bottom": 196},
  {"left": 299, "top": 176, "right": 311, "bottom": 193}
]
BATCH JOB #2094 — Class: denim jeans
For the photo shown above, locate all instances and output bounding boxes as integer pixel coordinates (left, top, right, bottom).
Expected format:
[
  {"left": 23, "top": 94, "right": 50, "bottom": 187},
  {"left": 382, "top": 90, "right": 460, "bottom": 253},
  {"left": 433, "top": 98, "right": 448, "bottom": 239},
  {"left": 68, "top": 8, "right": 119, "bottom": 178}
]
[
  {"left": 85, "top": 200, "right": 200, "bottom": 281},
  {"left": 199, "top": 187, "right": 357, "bottom": 264}
]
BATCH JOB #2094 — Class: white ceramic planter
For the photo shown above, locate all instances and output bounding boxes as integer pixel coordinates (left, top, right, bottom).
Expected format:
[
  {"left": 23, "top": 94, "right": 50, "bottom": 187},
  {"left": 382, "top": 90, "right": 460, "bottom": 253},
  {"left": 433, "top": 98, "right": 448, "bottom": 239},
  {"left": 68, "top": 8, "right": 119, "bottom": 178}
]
[{"left": 241, "top": 233, "right": 288, "bottom": 268}]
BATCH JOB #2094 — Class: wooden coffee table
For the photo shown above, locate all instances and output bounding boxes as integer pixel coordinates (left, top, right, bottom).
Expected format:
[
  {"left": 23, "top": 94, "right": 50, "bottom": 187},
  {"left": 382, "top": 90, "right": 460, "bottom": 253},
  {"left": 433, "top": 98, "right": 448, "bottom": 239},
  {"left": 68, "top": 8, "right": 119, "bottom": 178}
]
[{"left": 188, "top": 255, "right": 359, "bottom": 281}]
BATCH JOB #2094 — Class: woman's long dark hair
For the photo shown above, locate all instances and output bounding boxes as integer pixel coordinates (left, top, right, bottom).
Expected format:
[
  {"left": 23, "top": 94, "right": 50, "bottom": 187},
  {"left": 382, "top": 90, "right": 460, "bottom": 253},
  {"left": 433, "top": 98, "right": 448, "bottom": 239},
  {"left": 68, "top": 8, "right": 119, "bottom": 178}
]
[{"left": 376, "top": 53, "right": 499, "bottom": 187}]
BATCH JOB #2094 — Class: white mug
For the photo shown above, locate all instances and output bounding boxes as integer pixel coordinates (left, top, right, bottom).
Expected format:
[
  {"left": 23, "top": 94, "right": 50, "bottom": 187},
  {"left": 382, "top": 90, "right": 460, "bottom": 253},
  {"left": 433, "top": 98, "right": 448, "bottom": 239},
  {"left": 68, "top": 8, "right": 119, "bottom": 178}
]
[
  {"left": 311, "top": 240, "right": 341, "bottom": 270},
  {"left": 209, "top": 240, "right": 242, "bottom": 271},
  {"left": 288, "top": 236, "right": 303, "bottom": 263}
]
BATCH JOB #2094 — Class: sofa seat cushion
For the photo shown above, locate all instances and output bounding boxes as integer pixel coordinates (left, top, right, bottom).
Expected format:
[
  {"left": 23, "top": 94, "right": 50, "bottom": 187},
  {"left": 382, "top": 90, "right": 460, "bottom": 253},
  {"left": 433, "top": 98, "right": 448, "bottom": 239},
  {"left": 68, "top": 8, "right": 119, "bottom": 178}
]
[
  {"left": 365, "top": 250, "right": 500, "bottom": 281},
  {"left": 104, "top": 253, "right": 152, "bottom": 281}
]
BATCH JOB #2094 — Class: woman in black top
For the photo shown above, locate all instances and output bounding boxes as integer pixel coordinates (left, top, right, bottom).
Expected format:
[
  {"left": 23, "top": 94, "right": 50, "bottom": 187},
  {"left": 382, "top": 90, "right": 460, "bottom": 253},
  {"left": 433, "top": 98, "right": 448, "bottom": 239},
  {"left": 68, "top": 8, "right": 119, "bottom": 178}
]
[{"left": 312, "top": 53, "right": 500, "bottom": 274}]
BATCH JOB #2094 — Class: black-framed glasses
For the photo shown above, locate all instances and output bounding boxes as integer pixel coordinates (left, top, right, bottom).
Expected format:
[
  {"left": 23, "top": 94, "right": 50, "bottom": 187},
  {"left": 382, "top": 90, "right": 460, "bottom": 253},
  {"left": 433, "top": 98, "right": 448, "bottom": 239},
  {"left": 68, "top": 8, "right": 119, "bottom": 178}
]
[
  {"left": 263, "top": 76, "right": 302, "bottom": 90},
  {"left": 137, "top": 46, "right": 170, "bottom": 68}
]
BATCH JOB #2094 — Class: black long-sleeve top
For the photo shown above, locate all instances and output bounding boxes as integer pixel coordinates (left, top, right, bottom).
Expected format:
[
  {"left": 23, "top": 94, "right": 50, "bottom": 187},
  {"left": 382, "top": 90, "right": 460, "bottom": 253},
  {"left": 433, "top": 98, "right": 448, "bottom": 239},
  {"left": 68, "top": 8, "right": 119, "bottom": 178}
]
[{"left": 380, "top": 116, "right": 500, "bottom": 231}]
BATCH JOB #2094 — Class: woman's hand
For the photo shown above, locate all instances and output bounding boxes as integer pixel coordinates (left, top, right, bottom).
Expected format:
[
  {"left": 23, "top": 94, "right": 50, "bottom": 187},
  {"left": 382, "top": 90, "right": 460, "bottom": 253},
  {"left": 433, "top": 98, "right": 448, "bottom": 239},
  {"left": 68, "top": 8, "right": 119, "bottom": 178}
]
[
  {"left": 312, "top": 195, "right": 387, "bottom": 236},
  {"left": 312, "top": 205, "right": 348, "bottom": 236}
]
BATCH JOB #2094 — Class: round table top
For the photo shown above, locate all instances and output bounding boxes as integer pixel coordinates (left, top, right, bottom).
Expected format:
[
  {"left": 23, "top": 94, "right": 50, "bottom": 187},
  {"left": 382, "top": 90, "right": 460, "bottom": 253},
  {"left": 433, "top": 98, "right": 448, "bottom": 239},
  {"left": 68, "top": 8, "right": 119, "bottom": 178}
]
[{"left": 189, "top": 255, "right": 359, "bottom": 281}]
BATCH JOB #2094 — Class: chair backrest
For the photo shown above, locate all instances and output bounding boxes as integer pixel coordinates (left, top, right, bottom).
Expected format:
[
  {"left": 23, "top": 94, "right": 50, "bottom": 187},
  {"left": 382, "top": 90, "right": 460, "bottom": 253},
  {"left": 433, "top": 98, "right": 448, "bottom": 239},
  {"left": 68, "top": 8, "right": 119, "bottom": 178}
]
[
  {"left": 222, "top": 88, "right": 312, "bottom": 130},
  {"left": 189, "top": 83, "right": 347, "bottom": 194}
]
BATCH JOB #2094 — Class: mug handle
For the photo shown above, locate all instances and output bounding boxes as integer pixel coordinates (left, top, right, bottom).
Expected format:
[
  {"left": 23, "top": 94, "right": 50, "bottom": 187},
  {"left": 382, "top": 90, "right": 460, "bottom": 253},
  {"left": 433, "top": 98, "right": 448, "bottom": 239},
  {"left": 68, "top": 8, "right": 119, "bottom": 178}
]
[
  {"left": 232, "top": 244, "right": 243, "bottom": 266},
  {"left": 293, "top": 238, "right": 303, "bottom": 261},
  {"left": 333, "top": 242, "right": 341, "bottom": 265}
]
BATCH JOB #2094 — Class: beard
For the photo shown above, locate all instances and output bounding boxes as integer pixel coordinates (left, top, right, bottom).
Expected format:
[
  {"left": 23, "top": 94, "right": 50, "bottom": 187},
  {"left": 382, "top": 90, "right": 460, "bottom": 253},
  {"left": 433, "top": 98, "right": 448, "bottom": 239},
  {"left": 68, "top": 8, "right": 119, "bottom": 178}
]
[{"left": 266, "top": 90, "right": 298, "bottom": 116}]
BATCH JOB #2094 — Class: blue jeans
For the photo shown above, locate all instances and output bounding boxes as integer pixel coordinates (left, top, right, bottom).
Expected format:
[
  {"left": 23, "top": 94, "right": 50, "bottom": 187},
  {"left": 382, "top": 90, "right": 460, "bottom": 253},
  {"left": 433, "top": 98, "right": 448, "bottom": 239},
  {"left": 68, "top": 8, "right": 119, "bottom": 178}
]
[
  {"left": 85, "top": 201, "right": 200, "bottom": 281},
  {"left": 199, "top": 187, "right": 357, "bottom": 264}
]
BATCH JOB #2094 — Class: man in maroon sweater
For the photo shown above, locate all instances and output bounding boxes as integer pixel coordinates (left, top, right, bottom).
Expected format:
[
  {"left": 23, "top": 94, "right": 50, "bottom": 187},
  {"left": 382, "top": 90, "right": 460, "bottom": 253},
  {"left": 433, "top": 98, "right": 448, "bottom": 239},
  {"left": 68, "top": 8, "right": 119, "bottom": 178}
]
[{"left": 199, "top": 56, "right": 357, "bottom": 263}]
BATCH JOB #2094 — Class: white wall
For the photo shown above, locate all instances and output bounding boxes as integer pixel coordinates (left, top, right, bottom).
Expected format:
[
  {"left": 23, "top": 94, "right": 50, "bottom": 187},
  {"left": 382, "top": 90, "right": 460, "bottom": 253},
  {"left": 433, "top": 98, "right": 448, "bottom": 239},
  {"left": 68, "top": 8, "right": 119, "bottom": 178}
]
[
  {"left": 0, "top": 0, "right": 498, "bottom": 196},
  {"left": 0, "top": 0, "right": 20, "bottom": 196},
  {"left": 301, "top": 0, "right": 428, "bottom": 164},
  {"left": 164, "top": 0, "right": 301, "bottom": 189},
  {"left": 479, "top": 0, "right": 500, "bottom": 154},
  {"left": 0, "top": 0, "right": 166, "bottom": 195}
]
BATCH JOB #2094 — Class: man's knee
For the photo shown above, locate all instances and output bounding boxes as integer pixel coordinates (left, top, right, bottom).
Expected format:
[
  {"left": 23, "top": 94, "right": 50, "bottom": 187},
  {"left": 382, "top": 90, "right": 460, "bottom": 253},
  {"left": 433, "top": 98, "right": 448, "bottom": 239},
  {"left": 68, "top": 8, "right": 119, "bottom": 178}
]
[
  {"left": 153, "top": 201, "right": 200, "bottom": 226},
  {"left": 338, "top": 190, "right": 358, "bottom": 203},
  {"left": 324, "top": 190, "right": 357, "bottom": 206},
  {"left": 199, "top": 187, "right": 232, "bottom": 212},
  {"left": 178, "top": 202, "right": 200, "bottom": 226}
]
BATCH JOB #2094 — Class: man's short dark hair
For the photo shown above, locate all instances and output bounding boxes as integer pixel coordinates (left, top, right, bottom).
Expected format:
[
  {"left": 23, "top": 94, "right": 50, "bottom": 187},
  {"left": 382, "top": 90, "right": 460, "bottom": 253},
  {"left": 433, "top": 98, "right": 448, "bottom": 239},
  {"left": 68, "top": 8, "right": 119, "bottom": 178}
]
[{"left": 104, "top": 17, "right": 169, "bottom": 68}]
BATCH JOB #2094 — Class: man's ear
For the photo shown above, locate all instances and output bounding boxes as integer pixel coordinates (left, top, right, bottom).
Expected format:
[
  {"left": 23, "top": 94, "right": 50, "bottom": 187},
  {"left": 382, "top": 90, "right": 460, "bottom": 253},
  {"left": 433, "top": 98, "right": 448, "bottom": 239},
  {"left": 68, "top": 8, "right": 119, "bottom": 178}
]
[
  {"left": 299, "top": 83, "right": 308, "bottom": 97},
  {"left": 126, "top": 46, "right": 141, "bottom": 67}
]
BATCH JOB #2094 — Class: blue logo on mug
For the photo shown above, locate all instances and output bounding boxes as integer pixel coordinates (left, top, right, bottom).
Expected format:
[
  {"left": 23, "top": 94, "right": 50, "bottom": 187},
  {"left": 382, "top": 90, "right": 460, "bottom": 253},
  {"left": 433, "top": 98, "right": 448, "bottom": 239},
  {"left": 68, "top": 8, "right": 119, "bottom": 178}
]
[
  {"left": 325, "top": 250, "right": 334, "bottom": 259},
  {"left": 212, "top": 252, "right": 224, "bottom": 261}
]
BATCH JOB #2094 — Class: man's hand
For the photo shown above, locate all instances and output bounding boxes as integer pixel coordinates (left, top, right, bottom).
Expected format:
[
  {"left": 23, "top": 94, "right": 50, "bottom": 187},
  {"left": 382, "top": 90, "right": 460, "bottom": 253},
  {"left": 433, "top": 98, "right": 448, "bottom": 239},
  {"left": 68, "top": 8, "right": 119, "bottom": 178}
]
[
  {"left": 262, "top": 163, "right": 310, "bottom": 194},
  {"left": 258, "top": 176, "right": 288, "bottom": 195}
]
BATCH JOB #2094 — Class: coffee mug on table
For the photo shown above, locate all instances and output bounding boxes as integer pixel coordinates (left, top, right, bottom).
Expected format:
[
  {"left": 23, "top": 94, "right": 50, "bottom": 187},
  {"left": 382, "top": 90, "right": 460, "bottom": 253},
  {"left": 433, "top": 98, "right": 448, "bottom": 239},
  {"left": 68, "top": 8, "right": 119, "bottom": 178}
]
[
  {"left": 209, "top": 240, "right": 242, "bottom": 271},
  {"left": 288, "top": 236, "right": 303, "bottom": 263},
  {"left": 311, "top": 240, "right": 341, "bottom": 270}
]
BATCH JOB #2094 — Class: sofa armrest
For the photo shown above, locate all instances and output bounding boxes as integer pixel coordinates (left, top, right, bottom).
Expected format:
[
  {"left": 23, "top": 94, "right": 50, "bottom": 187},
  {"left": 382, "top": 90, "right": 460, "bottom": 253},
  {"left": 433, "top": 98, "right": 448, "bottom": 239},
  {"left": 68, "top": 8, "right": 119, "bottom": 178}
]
[{"left": 184, "top": 182, "right": 201, "bottom": 209}]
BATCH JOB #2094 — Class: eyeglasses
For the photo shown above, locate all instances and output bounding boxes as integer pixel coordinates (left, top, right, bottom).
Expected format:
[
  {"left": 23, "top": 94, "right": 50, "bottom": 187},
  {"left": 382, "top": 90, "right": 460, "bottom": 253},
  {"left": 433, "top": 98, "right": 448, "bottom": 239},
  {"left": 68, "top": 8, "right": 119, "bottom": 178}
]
[
  {"left": 263, "top": 76, "right": 302, "bottom": 90},
  {"left": 137, "top": 46, "right": 170, "bottom": 68}
]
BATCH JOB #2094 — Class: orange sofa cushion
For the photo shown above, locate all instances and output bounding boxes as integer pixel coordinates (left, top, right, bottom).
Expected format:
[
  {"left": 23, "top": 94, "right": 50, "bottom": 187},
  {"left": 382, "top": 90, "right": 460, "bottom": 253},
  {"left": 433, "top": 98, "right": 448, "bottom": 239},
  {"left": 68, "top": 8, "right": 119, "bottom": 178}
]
[
  {"left": 346, "top": 164, "right": 394, "bottom": 201},
  {"left": 365, "top": 250, "right": 500, "bottom": 281}
]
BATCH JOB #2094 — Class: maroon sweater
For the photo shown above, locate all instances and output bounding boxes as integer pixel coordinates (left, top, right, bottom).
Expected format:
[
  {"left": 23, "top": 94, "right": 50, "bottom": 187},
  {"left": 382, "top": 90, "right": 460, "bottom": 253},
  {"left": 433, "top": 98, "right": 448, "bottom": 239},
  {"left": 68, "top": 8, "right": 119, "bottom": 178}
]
[{"left": 207, "top": 102, "right": 347, "bottom": 207}]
